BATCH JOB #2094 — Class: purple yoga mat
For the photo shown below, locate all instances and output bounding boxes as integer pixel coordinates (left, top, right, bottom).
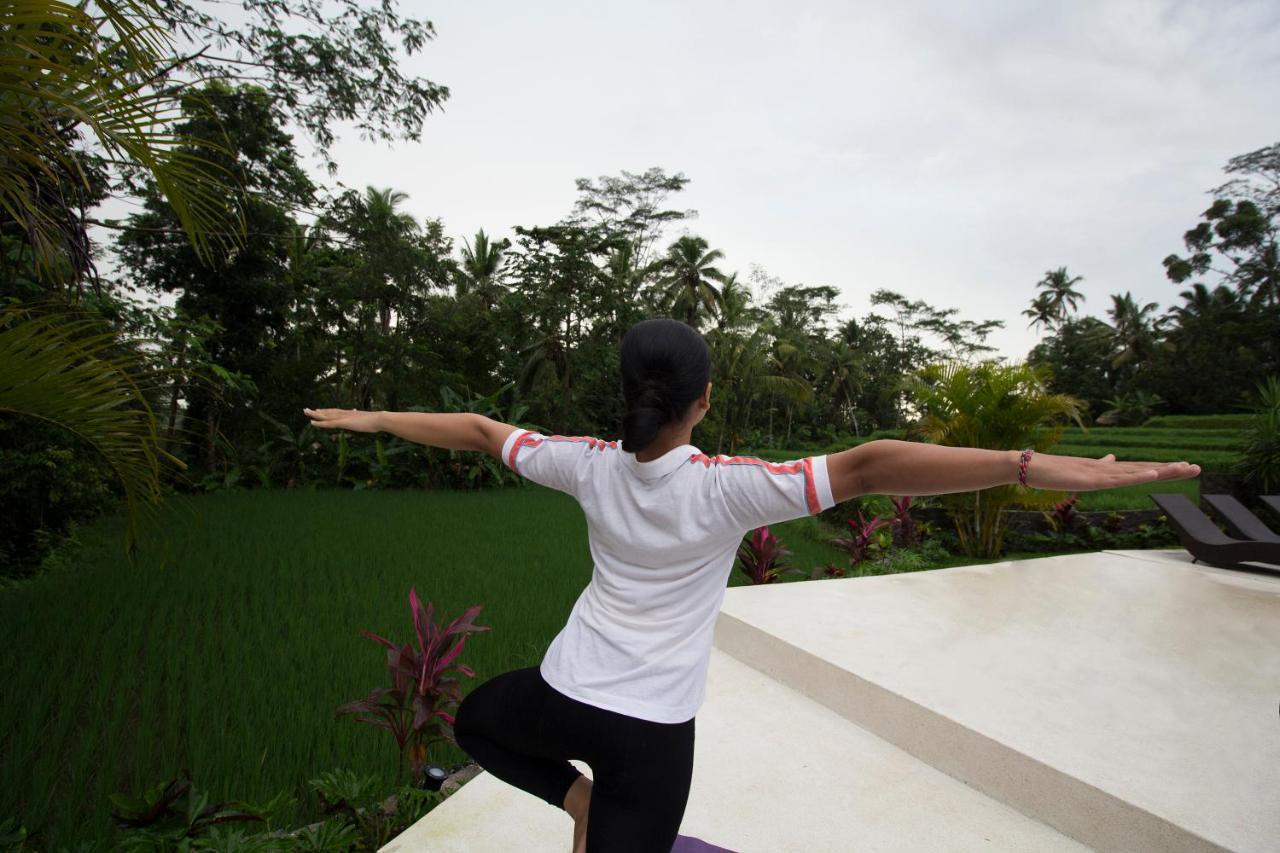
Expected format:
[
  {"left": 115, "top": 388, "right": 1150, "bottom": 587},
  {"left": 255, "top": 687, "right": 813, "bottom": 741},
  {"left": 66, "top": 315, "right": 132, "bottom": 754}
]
[{"left": 671, "top": 835, "right": 737, "bottom": 853}]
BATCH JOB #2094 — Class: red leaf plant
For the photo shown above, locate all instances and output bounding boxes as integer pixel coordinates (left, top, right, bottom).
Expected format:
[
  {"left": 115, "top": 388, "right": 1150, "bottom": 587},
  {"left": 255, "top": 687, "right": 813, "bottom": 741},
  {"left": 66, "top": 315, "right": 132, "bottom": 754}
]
[
  {"left": 736, "top": 526, "right": 805, "bottom": 584},
  {"left": 831, "top": 510, "right": 888, "bottom": 567},
  {"left": 1045, "top": 492, "right": 1081, "bottom": 534},
  {"left": 809, "top": 561, "right": 847, "bottom": 580},
  {"left": 888, "top": 496, "right": 921, "bottom": 547},
  {"left": 337, "top": 586, "right": 490, "bottom": 785}
]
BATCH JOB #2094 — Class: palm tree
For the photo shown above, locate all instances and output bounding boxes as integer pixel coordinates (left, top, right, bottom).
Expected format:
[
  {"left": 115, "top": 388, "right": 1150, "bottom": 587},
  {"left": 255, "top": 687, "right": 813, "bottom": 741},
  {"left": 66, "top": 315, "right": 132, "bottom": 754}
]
[
  {"left": 458, "top": 228, "right": 509, "bottom": 306},
  {"left": 824, "top": 338, "right": 866, "bottom": 436},
  {"left": 0, "top": 302, "right": 185, "bottom": 561},
  {"left": 1022, "top": 291, "right": 1059, "bottom": 333},
  {"left": 360, "top": 186, "right": 419, "bottom": 335},
  {"left": 0, "top": 0, "right": 236, "bottom": 564},
  {"left": 1105, "top": 291, "right": 1164, "bottom": 375},
  {"left": 707, "top": 324, "right": 811, "bottom": 455},
  {"left": 1035, "top": 267, "right": 1086, "bottom": 326},
  {"left": 714, "top": 272, "right": 753, "bottom": 333},
  {"left": 1169, "top": 283, "right": 1245, "bottom": 329},
  {"left": 655, "top": 235, "right": 729, "bottom": 329},
  {"left": 900, "top": 360, "right": 1087, "bottom": 558}
]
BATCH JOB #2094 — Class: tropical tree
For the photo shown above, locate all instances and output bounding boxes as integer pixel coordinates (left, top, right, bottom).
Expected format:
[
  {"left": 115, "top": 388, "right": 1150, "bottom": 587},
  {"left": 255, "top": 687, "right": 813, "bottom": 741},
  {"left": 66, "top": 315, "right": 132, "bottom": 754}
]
[
  {"left": 1164, "top": 142, "right": 1280, "bottom": 370},
  {"left": 1101, "top": 291, "right": 1168, "bottom": 395},
  {"left": 458, "top": 229, "right": 510, "bottom": 306},
  {"left": 0, "top": 0, "right": 238, "bottom": 565},
  {"left": 1025, "top": 316, "right": 1115, "bottom": 421},
  {"left": 900, "top": 360, "right": 1087, "bottom": 558},
  {"left": 0, "top": 301, "right": 184, "bottom": 562},
  {"left": 654, "top": 235, "right": 728, "bottom": 329},
  {"left": 1034, "top": 267, "right": 1086, "bottom": 326},
  {"left": 823, "top": 338, "right": 866, "bottom": 436},
  {"left": 569, "top": 167, "right": 694, "bottom": 272},
  {"left": 1022, "top": 291, "right": 1058, "bottom": 333},
  {"left": 1145, "top": 283, "right": 1256, "bottom": 414}
]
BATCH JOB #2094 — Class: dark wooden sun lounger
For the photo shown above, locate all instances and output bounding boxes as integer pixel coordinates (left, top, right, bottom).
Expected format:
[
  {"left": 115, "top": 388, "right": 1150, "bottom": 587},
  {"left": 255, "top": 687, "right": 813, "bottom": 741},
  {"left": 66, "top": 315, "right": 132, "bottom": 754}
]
[
  {"left": 1201, "top": 494, "right": 1280, "bottom": 543},
  {"left": 1262, "top": 495, "right": 1280, "bottom": 520},
  {"left": 1150, "top": 493, "right": 1280, "bottom": 571}
]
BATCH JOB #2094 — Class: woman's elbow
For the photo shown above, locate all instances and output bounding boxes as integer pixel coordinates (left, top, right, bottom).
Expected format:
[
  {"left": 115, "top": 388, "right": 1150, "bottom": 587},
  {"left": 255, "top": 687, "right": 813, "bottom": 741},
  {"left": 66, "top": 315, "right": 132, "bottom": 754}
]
[{"left": 827, "top": 442, "right": 876, "bottom": 503}]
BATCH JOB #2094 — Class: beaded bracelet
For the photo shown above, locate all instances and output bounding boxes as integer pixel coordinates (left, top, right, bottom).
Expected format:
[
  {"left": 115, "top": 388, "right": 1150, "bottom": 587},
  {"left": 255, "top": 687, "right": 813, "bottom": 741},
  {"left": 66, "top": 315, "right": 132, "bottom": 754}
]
[{"left": 1018, "top": 447, "right": 1034, "bottom": 487}]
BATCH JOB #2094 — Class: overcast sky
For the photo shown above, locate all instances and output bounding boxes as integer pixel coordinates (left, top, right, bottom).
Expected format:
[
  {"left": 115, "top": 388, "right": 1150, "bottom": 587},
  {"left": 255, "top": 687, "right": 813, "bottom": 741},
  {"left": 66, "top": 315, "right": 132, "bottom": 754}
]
[{"left": 194, "top": 1, "right": 1280, "bottom": 361}]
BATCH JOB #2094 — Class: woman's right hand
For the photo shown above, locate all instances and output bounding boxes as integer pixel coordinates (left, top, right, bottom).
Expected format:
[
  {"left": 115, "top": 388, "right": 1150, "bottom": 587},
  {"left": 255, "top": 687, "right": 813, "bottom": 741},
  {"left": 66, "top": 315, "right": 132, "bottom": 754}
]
[
  {"left": 1025, "top": 451, "right": 1199, "bottom": 492},
  {"left": 303, "top": 408, "right": 382, "bottom": 433}
]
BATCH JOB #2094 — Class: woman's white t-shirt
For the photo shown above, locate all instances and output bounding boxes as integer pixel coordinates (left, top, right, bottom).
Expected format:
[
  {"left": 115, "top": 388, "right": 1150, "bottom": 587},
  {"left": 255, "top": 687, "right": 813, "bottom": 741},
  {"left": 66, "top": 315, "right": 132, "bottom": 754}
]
[{"left": 500, "top": 429, "right": 837, "bottom": 724}]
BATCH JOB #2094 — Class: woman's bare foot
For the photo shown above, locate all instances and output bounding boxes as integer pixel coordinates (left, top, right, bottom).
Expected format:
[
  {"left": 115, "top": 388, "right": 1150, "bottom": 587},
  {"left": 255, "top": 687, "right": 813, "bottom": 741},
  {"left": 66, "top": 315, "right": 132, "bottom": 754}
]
[{"left": 564, "top": 775, "right": 593, "bottom": 853}]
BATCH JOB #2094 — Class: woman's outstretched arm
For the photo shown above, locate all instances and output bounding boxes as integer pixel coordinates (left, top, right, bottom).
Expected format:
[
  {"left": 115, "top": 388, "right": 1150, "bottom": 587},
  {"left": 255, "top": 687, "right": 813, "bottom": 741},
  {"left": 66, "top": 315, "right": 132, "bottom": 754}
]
[
  {"left": 826, "top": 439, "right": 1200, "bottom": 504},
  {"left": 303, "top": 408, "right": 518, "bottom": 461}
]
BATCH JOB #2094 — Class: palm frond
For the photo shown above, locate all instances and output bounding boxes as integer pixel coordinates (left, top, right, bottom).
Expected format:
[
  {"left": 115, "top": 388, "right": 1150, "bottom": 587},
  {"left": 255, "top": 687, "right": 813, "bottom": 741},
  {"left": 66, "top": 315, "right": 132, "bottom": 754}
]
[{"left": 0, "top": 302, "right": 186, "bottom": 563}]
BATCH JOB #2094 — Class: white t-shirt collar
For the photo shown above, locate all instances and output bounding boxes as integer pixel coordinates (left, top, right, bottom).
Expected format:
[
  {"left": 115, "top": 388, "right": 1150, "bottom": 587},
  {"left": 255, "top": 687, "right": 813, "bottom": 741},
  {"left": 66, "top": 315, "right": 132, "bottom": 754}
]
[{"left": 621, "top": 442, "right": 699, "bottom": 480}]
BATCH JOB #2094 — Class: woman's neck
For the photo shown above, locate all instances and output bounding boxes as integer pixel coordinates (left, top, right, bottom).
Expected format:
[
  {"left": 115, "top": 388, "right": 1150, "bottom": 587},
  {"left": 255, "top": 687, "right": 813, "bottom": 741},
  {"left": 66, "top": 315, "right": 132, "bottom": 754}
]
[{"left": 634, "top": 424, "right": 695, "bottom": 463}]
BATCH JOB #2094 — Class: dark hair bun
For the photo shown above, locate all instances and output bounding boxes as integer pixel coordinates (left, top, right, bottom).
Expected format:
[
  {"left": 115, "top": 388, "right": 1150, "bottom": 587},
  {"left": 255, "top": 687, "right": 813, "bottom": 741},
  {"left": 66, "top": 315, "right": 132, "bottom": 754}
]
[{"left": 620, "top": 319, "right": 711, "bottom": 455}]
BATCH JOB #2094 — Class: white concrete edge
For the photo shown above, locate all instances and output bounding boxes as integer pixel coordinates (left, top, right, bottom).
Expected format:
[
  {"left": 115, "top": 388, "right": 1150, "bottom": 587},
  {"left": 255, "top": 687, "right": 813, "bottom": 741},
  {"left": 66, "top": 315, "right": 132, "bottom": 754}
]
[{"left": 712, "top": 610, "right": 1233, "bottom": 853}]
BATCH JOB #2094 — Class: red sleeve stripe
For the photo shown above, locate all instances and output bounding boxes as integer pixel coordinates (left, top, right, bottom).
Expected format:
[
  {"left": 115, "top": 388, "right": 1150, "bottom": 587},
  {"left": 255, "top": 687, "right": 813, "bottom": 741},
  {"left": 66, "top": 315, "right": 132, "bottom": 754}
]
[
  {"left": 545, "top": 435, "right": 618, "bottom": 452},
  {"left": 505, "top": 430, "right": 540, "bottom": 472},
  {"left": 690, "top": 453, "right": 823, "bottom": 515},
  {"left": 802, "top": 457, "right": 820, "bottom": 514}
]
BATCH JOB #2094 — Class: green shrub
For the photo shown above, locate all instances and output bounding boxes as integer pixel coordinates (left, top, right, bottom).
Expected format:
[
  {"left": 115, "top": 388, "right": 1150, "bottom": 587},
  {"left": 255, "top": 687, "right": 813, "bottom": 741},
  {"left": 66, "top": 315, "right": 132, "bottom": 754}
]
[
  {"left": 0, "top": 417, "right": 118, "bottom": 580},
  {"left": 1231, "top": 376, "right": 1280, "bottom": 494}
]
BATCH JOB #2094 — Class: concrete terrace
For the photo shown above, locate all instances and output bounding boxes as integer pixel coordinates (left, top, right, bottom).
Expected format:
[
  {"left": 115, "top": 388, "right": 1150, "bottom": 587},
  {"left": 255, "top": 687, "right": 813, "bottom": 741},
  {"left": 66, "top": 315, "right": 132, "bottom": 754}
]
[{"left": 382, "top": 549, "right": 1280, "bottom": 853}]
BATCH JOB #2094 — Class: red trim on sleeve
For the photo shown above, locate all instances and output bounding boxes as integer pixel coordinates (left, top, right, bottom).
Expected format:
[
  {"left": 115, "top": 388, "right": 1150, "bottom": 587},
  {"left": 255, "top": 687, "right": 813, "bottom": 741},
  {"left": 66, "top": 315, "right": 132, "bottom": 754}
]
[
  {"left": 802, "top": 457, "right": 820, "bottom": 514},
  {"left": 506, "top": 430, "right": 540, "bottom": 472},
  {"left": 545, "top": 435, "right": 617, "bottom": 452},
  {"left": 688, "top": 452, "right": 803, "bottom": 474},
  {"left": 690, "top": 452, "right": 823, "bottom": 515}
]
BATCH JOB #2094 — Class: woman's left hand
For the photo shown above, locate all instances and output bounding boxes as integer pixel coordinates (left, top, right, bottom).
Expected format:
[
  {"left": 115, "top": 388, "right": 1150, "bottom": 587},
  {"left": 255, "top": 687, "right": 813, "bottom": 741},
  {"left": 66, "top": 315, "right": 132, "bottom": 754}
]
[
  {"left": 1024, "top": 451, "right": 1200, "bottom": 492},
  {"left": 303, "top": 407, "right": 382, "bottom": 433}
]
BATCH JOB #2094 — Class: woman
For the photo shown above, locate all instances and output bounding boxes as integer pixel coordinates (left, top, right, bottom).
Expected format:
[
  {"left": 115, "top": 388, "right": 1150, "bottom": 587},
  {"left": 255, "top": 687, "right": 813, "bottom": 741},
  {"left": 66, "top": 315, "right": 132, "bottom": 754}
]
[{"left": 304, "top": 318, "right": 1199, "bottom": 852}]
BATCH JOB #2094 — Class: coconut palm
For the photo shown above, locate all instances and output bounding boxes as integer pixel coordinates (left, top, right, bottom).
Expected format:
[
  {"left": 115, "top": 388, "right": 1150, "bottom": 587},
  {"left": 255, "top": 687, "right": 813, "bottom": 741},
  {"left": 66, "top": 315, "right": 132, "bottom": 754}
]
[
  {"left": 654, "top": 235, "right": 729, "bottom": 329},
  {"left": 1, "top": 0, "right": 235, "bottom": 283},
  {"left": 1105, "top": 291, "right": 1164, "bottom": 373},
  {"left": 900, "top": 360, "right": 1088, "bottom": 558},
  {"left": 1, "top": 0, "right": 237, "bottom": 564},
  {"left": 458, "top": 228, "right": 509, "bottom": 306},
  {"left": 1022, "top": 291, "right": 1059, "bottom": 333},
  {"left": 1035, "top": 267, "right": 1086, "bottom": 325},
  {"left": 714, "top": 272, "right": 754, "bottom": 333},
  {"left": 824, "top": 338, "right": 866, "bottom": 436}
]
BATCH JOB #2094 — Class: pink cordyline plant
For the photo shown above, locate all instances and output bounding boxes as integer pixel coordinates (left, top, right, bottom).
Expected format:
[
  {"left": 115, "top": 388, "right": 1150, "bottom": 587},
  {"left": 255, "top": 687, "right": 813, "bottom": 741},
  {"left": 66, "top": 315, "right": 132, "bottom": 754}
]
[
  {"left": 337, "top": 586, "right": 489, "bottom": 785},
  {"left": 736, "top": 526, "right": 805, "bottom": 584},
  {"left": 1046, "top": 492, "right": 1081, "bottom": 533},
  {"left": 831, "top": 509, "right": 888, "bottom": 566},
  {"left": 888, "top": 496, "right": 921, "bottom": 546}
]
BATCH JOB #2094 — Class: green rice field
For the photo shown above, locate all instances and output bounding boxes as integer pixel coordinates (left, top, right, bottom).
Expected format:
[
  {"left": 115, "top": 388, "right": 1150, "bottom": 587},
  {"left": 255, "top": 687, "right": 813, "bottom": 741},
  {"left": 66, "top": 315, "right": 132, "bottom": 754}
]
[{"left": 0, "top": 486, "right": 848, "bottom": 850}]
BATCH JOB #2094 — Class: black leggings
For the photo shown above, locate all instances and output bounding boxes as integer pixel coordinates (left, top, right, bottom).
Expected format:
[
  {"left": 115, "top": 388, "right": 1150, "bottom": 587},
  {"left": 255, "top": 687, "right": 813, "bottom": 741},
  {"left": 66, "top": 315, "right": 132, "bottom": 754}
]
[{"left": 453, "top": 665, "right": 696, "bottom": 852}]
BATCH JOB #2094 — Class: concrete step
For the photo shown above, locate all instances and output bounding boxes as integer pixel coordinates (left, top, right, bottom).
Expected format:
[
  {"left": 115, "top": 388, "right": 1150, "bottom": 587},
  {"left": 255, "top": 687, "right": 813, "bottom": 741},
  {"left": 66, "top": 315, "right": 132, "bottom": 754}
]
[
  {"left": 712, "top": 549, "right": 1280, "bottom": 853},
  {"left": 382, "top": 645, "right": 1089, "bottom": 852}
]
